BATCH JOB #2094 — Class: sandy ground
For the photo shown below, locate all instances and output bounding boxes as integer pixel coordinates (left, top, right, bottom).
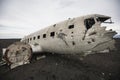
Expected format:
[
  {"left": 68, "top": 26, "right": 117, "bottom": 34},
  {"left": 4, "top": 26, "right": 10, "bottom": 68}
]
[{"left": 0, "top": 52, "right": 120, "bottom": 80}]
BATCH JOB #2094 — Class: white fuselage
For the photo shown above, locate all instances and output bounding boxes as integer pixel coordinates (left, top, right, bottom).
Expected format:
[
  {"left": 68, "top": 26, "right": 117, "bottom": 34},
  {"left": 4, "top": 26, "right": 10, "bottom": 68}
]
[{"left": 21, "top": 14, "right": 116, "bottom": 55}]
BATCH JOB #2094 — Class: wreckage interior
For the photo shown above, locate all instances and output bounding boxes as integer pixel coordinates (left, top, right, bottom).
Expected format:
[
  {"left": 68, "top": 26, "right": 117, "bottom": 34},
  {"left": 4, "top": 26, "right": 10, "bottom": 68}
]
[
  {"left": 84, "top": 18, "right": 95, "bottom": 30},
  {"left": 84, "top": 16, "right": 112, "bottom": 30}
]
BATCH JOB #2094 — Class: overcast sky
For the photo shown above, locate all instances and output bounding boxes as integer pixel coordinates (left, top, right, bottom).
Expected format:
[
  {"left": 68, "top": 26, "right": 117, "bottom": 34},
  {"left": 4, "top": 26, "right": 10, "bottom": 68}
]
[{"left": 0, "top": 0, "right": 120, "bottom": 38}]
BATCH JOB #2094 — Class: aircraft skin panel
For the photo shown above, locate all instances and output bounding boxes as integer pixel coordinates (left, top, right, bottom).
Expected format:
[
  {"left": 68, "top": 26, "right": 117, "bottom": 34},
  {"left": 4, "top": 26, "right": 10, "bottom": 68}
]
[
  {"left": 21, "top": 14, "right": 116, "bottom": 54},
  {"left": 23, "top": 17, "right": 85, "bottom": 54}
]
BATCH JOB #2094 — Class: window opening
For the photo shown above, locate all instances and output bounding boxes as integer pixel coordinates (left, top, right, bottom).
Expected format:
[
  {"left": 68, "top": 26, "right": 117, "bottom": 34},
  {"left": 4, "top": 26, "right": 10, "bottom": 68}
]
[
  {"left": 50, "top": 32, "right": 55, "bottom": 37},
  {"left": 43, "top": 34, "right": 46, "bottom": 38},
  {"left": 33, "top": 37, "right": 36, "bottom": 40},
  {"left": 68, "top": 25, "right": 74, "bottom": 29},
  {"left": 72, "top": 41, "right": 75, "bottom": 45},
  {"left": 38, "top": 35, "right": 40, "bottom": 39}
]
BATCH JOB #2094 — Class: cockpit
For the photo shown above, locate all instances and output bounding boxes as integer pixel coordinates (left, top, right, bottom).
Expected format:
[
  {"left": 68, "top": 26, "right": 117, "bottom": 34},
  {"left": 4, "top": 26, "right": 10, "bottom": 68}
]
[
  {"left": 84, "top": 18, "right": 95, "bottom": 30},
  {"left": 84, "top": 14, "right": 113, "bottom": 30}
]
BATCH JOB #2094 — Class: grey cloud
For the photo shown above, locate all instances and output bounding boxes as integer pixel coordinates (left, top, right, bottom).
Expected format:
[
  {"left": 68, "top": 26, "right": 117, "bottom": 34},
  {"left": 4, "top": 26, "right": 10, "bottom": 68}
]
[
  {"left": 0, "top": 0, "right": 120, "bottom": 38},
  {"left": 0, "top": 0, "right": 7, "bottom": 15},
  {"left": 58, "top": 0, "right": 76, "bottom": 8}
]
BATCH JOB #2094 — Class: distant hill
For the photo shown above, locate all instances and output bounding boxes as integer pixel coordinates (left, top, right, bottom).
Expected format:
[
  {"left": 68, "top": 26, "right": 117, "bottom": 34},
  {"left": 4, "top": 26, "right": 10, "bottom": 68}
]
[{"left": 0, "top": 39, "right": 20, "bottom": 61}]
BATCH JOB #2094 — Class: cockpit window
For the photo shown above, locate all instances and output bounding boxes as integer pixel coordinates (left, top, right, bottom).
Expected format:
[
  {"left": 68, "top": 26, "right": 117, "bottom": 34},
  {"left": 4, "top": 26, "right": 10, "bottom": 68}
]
[{"left": 84, "top": 18, "right": 95, "bottom": 30}]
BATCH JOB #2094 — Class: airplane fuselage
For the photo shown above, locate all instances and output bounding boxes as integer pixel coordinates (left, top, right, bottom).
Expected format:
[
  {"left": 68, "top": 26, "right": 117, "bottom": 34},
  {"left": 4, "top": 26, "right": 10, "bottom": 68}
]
[{"left": 21, "top": 14, "right": 116, "bottom": 55}]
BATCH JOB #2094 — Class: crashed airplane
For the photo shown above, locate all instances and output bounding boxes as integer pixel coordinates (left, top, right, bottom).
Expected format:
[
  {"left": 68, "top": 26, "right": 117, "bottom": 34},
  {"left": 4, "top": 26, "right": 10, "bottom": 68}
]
[{"left": 3, "top": 14, "right": 117, "bottom": 68}]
